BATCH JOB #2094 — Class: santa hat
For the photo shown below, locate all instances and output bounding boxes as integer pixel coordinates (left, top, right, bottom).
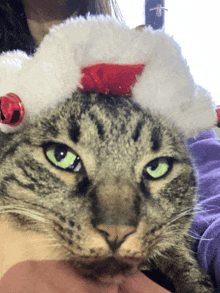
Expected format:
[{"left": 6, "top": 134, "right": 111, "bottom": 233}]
[{"left": 0, "top": 15, "right": 218, "bottom": 137}]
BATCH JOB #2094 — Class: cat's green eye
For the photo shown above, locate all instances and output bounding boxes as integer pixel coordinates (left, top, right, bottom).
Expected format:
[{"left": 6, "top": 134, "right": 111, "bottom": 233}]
[
  {"left": 143, "top": 157, "right": 173, "bottom": 180},
  {"left": 44, "top": 143, "right": 82, "bottom": 172}
]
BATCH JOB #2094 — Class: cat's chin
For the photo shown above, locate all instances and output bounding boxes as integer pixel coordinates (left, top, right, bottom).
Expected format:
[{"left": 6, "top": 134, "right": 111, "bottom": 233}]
[{"left": 60, "top": 257, "right": 141, "bottom": 285}]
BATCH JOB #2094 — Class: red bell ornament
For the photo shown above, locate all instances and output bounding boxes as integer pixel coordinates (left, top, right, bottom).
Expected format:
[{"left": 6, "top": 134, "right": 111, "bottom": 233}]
[
  {"left": 0, "top": 93, "right": 24, "bottom": 127},
  {"left": 216, "top": 108, "right": 220, "bottom": 128}
]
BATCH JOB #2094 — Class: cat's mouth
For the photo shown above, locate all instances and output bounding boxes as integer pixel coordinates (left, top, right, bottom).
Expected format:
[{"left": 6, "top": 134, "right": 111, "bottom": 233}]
[{"left": 58, "top": 257, "right": 142, "bottom": 284}]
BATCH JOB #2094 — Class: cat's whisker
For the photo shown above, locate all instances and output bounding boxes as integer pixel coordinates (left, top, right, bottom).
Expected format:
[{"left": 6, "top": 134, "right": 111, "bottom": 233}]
[
  {"left": 194, "top": 205, "right": 218, "bottom": 215},
  {"left": 188, "top": 233, "right": 213, "bottom": 241},
  {"left": 0, "top": 205, "right": 47, "bottom": 223},
  {"left": 167, "top": 208, "right": 194, "bottom": 225},
  {"left": 0, "top": 205, "right": 45, "bottom": 215},
  {"left": 51, "top": 243, "right": 62, "bottom": 246},
  {"left": 35, "top": 243, "right": 62, "bottom": 249},
  {"left": 28, "top": 237, "right": 57, "bottom": 242}
]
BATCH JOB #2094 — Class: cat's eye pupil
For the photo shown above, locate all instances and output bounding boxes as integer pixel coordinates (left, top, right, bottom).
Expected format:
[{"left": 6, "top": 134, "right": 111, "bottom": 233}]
[
  {"left": 55, "top": 145, "right": 68, "bottom": 162},
  {"left": 143, "top": 157, "right": 173, "bottom": 180},
  {"left": 44, "top": 143, "right": 82, "bottom": 173},
  {"left": 148, "top": 159, "right": 158, "bottom": 171}
]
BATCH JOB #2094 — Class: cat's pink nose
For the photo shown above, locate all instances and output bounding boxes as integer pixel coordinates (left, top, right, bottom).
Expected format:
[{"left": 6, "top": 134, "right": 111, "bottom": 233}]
[{"left": 97, "top": 224, "right": 136, "bottom": 242}]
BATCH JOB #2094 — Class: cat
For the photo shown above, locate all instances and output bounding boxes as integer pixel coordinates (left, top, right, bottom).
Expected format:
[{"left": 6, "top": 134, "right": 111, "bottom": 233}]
[{"left": 0, "top": 90, "right": 215, "bottom": 292}]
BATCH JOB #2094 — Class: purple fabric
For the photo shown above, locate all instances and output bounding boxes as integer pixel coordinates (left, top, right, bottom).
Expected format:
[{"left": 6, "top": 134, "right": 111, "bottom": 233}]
[{"left": 187, "top": 129, "right": 220, "bottom": 290}]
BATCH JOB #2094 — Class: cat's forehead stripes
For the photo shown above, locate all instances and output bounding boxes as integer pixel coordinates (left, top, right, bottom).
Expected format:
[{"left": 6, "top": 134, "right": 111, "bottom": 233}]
[
  {"left": 69, "top": 121, "right": 80, "bottom": 143},
  {"left": 88, "top": 113, "right": 105, "bottom": 141},
  {"left": 75, "top": 95, "right": 147, "bottom": 146},
  {"left": 66, "top": 93, "right": 143, "bottom": 145},
  {"left": 26, "top": 91, "right": 186, "bottom": 170},
  {"left": 150, "top": 127, "right": 162, "bottom": 152},
  {"left": 64, "top": 92, "right": 182, "bottom": 161},
  {"left": 132, "top": 121, "right": 145, "bottom": 142}
]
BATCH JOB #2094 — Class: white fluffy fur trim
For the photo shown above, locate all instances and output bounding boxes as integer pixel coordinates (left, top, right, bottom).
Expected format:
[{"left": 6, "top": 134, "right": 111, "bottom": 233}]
[{"left": 0, "top": 15, "right": 216, "bottom": 136}]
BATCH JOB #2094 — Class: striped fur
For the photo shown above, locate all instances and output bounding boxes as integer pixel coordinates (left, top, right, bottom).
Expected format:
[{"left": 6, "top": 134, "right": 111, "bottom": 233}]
[{"left": 0, "top": 91, "right": 214, "bottom": 291}]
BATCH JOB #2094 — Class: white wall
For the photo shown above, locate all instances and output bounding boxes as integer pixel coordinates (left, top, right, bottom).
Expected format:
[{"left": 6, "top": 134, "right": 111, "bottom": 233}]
[
  {"left": 117, "top": 0, "right": 220, "bottom": 106},
  {"left": 116, "top": 0, "right": 145, "bottom": 28},
  {"left": 165, "top": 0, "right": 220, "bottom": 106},
  {"left": 117, "top": 0, "right": 220, "bottom": 137}
]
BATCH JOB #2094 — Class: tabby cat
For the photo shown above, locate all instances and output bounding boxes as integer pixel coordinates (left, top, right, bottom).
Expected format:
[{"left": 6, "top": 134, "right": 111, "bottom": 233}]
[{"left": 0, "top": 91, "right": 215, "bottom": 292}]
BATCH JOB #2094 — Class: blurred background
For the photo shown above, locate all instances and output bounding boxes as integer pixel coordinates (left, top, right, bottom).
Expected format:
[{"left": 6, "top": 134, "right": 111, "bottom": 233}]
[
  {"left": 116, "top": 0, "right": 220, "bottom": 136},
  {"left": 116, "top": 0, "right": 220, "bottom": 106}
]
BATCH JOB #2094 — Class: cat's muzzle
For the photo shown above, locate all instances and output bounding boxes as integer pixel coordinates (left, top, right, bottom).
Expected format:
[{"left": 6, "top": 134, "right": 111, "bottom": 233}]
[{"left": 62, "top": 257, "right": 142, "bottom": 284}]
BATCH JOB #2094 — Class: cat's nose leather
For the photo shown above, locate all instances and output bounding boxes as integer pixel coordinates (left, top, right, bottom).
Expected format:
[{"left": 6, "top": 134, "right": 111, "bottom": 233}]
[{"left": 97, "top": 224, "right": 136, "bottom": 242}]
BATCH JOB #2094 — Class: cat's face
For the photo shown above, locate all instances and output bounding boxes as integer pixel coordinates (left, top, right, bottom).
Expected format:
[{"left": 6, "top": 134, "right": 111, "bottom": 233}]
[{"left": 0, "top": 92, "right": 196, "bottom": 282}]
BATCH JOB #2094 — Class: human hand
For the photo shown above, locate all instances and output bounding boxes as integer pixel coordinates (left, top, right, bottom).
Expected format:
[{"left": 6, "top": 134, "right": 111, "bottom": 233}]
[
  {"left": 0, "top": 218, "right": 170, "bottom": 293},
  {"left": 0, "top": 260, "right": 170, "bottom": 293}
]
